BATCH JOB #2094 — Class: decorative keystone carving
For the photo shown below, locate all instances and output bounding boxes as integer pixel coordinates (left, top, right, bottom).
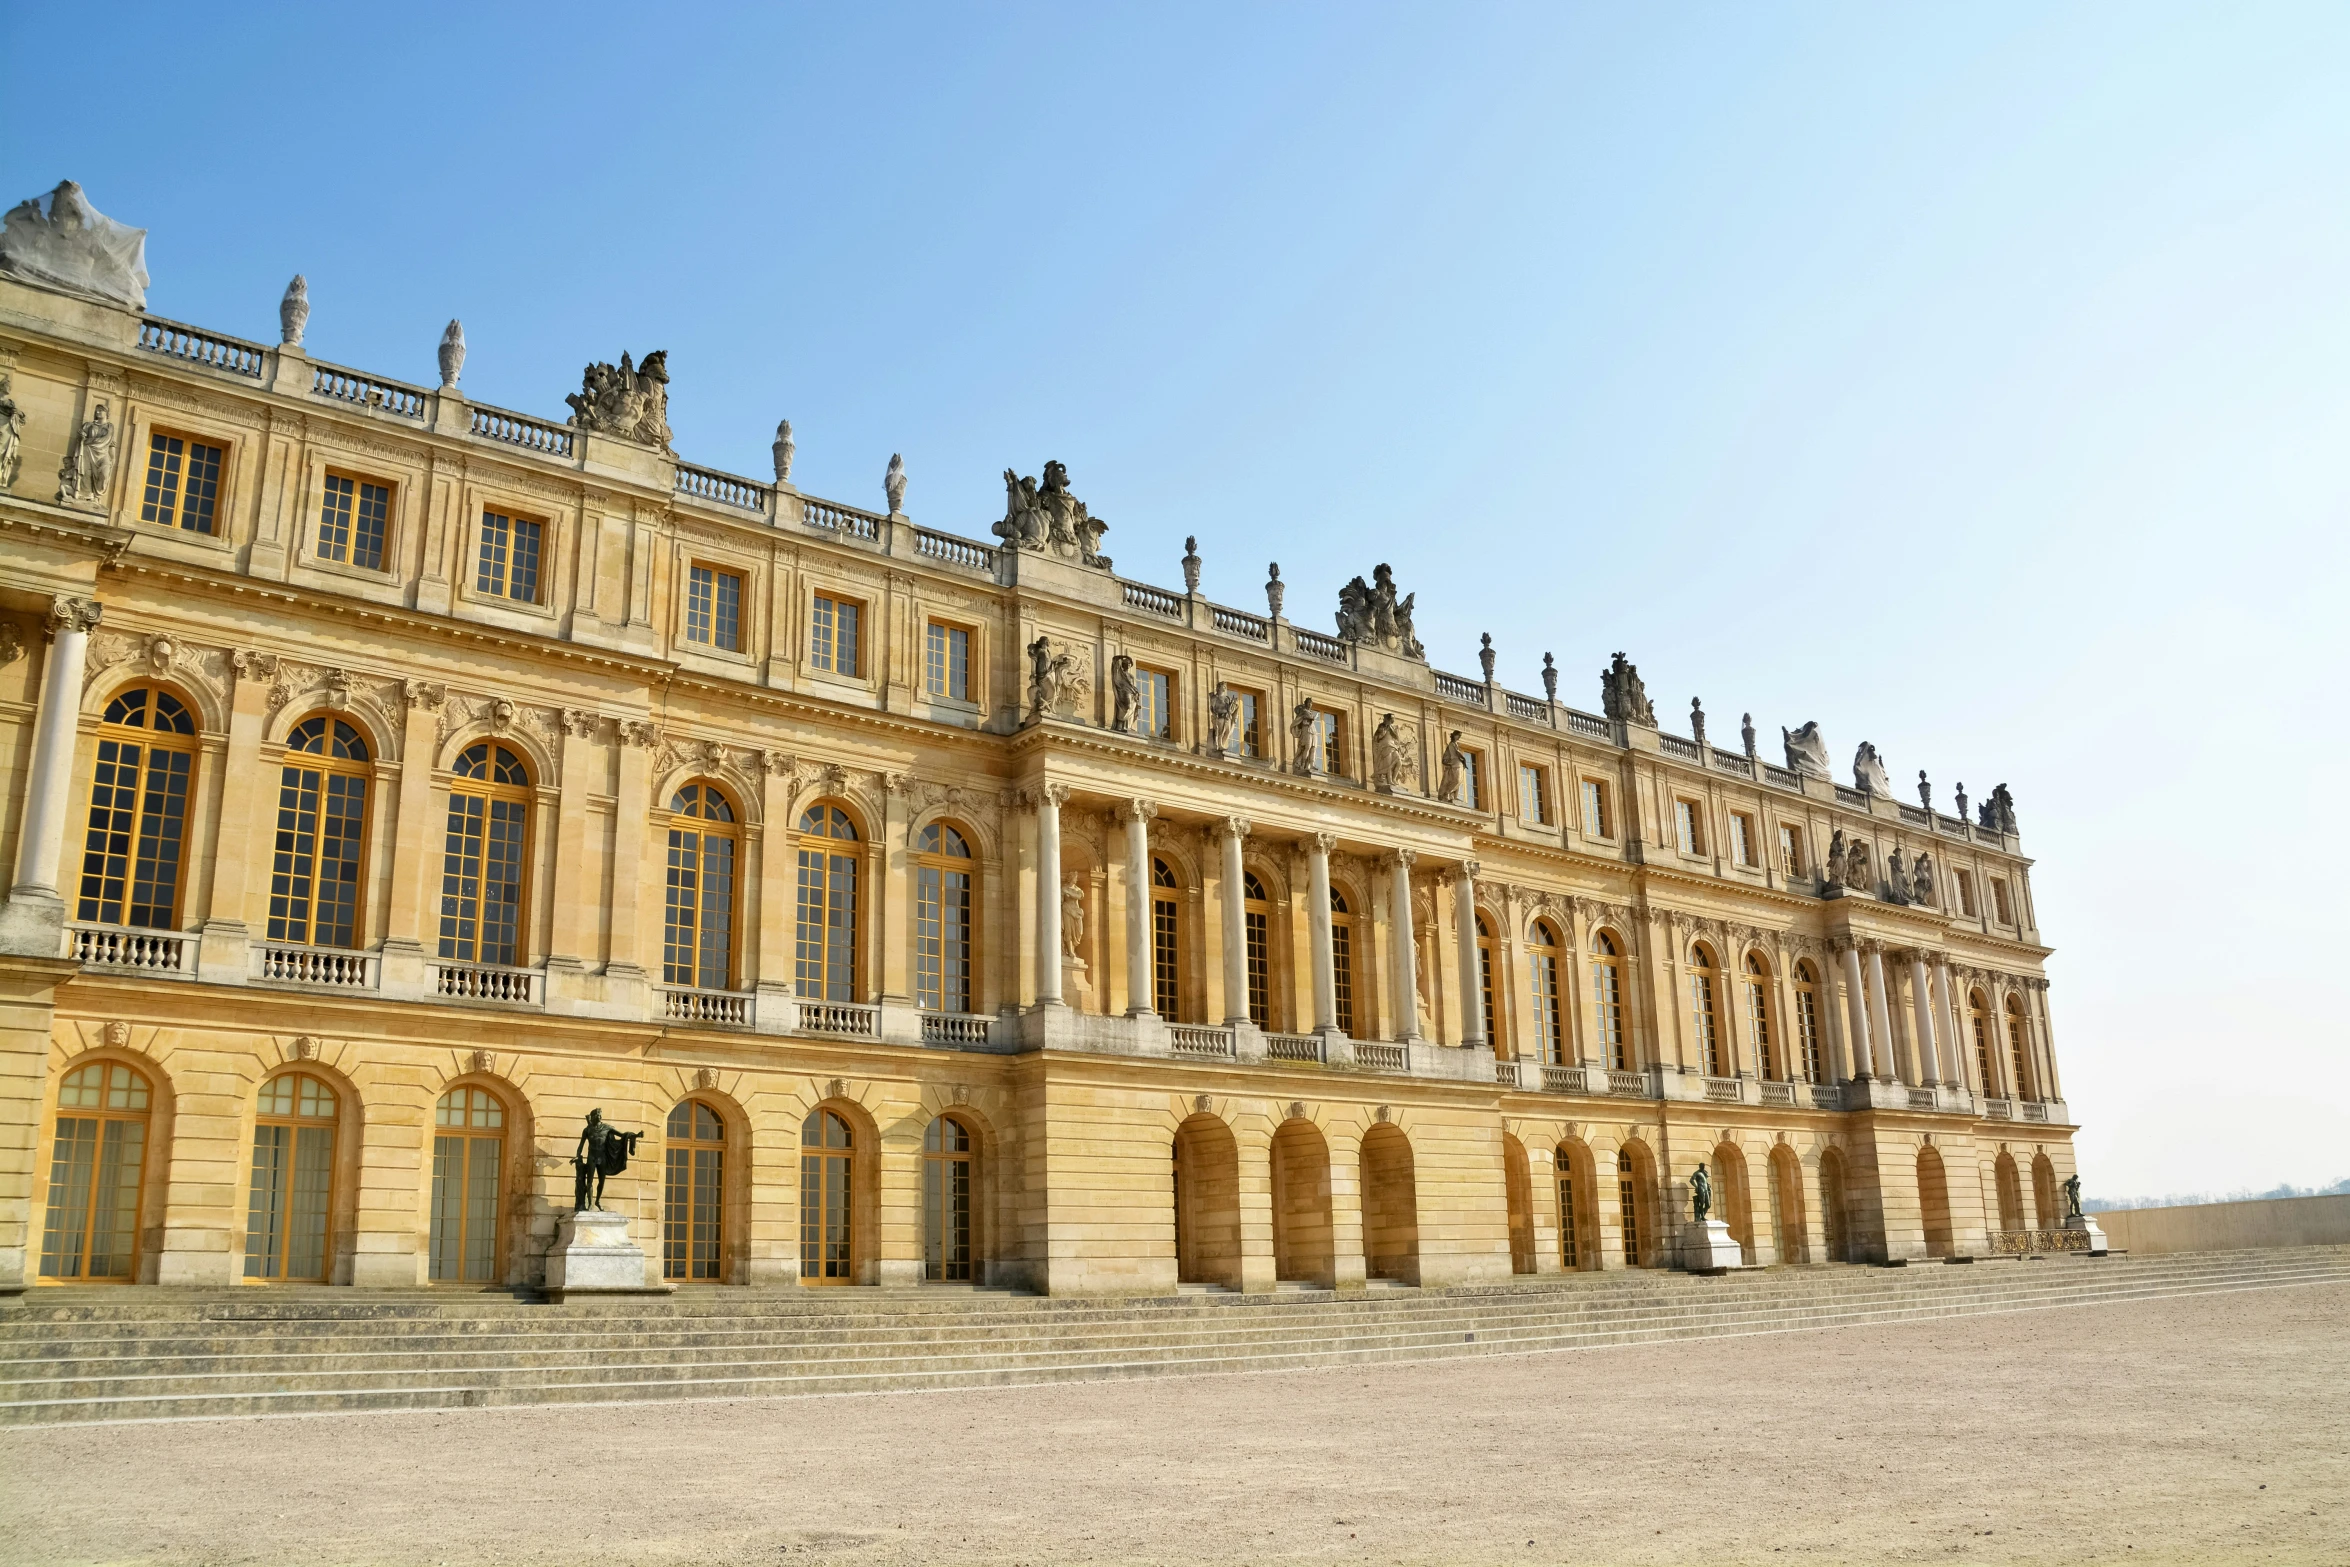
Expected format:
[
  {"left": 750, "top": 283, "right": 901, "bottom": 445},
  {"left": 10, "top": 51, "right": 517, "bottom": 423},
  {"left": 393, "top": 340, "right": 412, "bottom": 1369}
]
[
  {"left": 760, "top": 749, "right": 795, "bottom": 776},
  {"left": 693, "top": 1066, "right": 718, "bottom": 1091},
  {"left": 468, "top": 1049, "right": 494, "bottom": 1074},
  {"left": 620, "top": 720, "right": 662, "bottom": 749},
  {"left": 402, "top": 679, "right": 446, "bottom": 712},
  {"left": 232, "top": 649, "right": 280, "bottom": 682},
  {"left": 289, "top": 1035, "right": 319, "bottom": 1060},
  {"left": 102, "top": 1020, "right": 130, "bottom": 1047}
]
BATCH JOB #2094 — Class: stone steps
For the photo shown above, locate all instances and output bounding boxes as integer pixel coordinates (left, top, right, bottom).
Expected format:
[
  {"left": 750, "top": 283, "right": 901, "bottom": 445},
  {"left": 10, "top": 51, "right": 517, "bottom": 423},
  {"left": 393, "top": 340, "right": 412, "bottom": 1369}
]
[{"left": 3, "top": 1248, "right": 2340, "bottom": 1426}]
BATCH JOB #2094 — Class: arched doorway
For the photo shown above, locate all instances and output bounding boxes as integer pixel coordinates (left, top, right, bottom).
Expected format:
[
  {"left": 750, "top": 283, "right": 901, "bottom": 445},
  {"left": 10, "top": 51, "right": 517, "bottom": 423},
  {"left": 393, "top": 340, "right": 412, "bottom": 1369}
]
[
  {"left": 923, "top": 1114, "right": 976, "bottom": 1281},
  {"left": 2031, "top": 1152, "right": 2059, "bottom": 1227},
  {"left": 246, "top": 1073, "right": 341, "bottom": 1282},
  {"left": 40, "top": 1060, "right": 153, "bottom": 1282},
  {"left": 1994, "top": 1150, "right": 2025, "bottom": 1230},
  {"left": 1918, "top": 1146, "right": 1954, "bottom": 1259},
  {"left": 666, "top": 1099, "right": 727, "bottom": 1283},
  {"left": 1555, "top": 1139, "right": 1597, "bottom": 1270},
  {"left": 430, "top": 1085, "right": 507, "bottom": 1284},
  {"left": 1503, "top": 1134, "right": 1535, "bottom": 1274},
  {"left": 1270, "top": 1118, "right": 1334, "bottom": 1287},
  {"left": 800, "top": 1107, "right": 856, "bottom": 1284},
  {"left": 1769, "top": 1144, "right": 1807, "bottom": 1264},
  {"left": 1359, "top": 1123, "right": 1420, "bottom": 1285},
  {"left": 1615, "top": 1141, "right": 1658, "bottom": 1267},
  {"left": 1711, "top": 1142, "right": 1755, "bottom": 1265},
  {"left": 1819, "top": 1147, "right": 1852, "bottom": 1263},
  {"left": 1172, "top": 1114, "right": 1241, "bottom": 1288}
]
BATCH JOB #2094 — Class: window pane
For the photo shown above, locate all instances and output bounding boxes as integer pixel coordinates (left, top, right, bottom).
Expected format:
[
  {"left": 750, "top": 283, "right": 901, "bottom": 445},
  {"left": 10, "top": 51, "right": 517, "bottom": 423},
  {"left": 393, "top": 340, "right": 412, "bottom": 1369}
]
[
  {"left": 476, "top": 511, "right": 510, "bottom": 596},
  {"left": 141, "top": 434, "right": 184, "bottom": 527},
  {"left": 509, "top": 517, "right": 542, "bottom": 602},
  {"left": 354, "top": 481, "right": 390, "bottom": 571},
  {"left": 811, "top": 595, "right": 835, "bottom": 670},
  {"left": 318, "top": 474, "right": 354, "bottom": 562},
  {"left": 180, "top": 442, "right": 223, "bottom": 533},
  {"left": 686, "top": 566, "right": 714, "bottom": 645},
  {"left": 129, "top": 746, "right": 192, "bottom": 928},
  {"left": 715, "top": 571, "right": 742, "bottom": 652},
  {"left": 837, "top": 600, "right": 860, "bottom": 676}
]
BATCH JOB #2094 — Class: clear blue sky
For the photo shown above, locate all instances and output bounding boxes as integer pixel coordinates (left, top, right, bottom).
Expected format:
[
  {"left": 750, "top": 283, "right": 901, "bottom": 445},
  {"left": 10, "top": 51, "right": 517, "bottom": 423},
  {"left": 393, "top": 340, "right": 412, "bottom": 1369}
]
[{"left": 7, "top": 3, "right": 2345, "bottom": 1198}]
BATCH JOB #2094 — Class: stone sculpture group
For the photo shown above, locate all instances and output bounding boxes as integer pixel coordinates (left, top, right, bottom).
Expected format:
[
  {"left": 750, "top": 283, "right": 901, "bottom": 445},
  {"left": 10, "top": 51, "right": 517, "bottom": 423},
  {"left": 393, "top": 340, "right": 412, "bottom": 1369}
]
[
  {"left": 565, "top": 350, "right": 673, "bottom": 450},
  {"left": 1024, "top": 635, "right": 1087, "bottom": 725},
  {"left": 1334, "top": 564, "right": 1425, "bottom": 660},
  {"left": 996, "top": 460, "right": 1110, "bottom": 566},
  {"left": 1600, "top": 652, "right": 1657, "bottom": 728}
]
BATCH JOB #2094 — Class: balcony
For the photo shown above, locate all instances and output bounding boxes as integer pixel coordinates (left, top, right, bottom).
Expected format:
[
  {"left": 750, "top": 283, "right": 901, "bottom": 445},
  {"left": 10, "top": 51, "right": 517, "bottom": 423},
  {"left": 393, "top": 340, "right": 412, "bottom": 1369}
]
[
  {"left": 658, "top": 987, "right": 751, "bottom": 1027},
  {"left": 430, "top": 961, "right": 540, "bottom": 1006},
  {"left": 67, "top": 923, "right": 192, "bottom": 977},
  {"left": 253, "top": 944, "right": 377, "bottom": 990}
]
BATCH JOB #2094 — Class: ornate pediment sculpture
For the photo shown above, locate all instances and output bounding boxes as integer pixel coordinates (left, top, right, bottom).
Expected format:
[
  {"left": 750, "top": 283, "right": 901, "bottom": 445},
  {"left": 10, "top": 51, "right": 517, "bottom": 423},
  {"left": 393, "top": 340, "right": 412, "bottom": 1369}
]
[
  {"left": 564, "top": 350, "right": 672, "bottom": 450},
  {"left": 1334, "top": 563, "right": 1425, "bottom": 661},
  {"left": 1600, "top": 652, "right": 1656, "bottom": 728},
  {"left": 995, "top": 460, "right": 1110, "bottom": 567}
]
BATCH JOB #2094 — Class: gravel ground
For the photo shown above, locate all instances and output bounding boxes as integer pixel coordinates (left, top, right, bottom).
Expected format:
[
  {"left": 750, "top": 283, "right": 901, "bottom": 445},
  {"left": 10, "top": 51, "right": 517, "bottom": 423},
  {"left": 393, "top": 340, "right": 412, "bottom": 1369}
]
[{"left": 2, "top": 1280, "right": 2344, "bottom": 1566}]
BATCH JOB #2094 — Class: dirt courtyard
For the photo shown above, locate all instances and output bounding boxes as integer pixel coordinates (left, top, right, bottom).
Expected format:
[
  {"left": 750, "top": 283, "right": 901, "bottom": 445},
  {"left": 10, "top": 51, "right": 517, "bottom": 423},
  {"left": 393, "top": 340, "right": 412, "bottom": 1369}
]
[{"left": 2, "top": 1280, "right": 2344, "bottom": 1567}]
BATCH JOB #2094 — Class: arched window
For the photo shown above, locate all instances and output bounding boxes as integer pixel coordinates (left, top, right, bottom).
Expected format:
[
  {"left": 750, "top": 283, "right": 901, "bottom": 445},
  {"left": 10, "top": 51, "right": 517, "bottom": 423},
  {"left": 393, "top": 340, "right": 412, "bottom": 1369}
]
[
  {"left": 77, "top": 687, "right": 198, "bottom": 929},
  {"left": 796, "top": 806, "right": 860, "bottom": 1002},
  {"left": 1528, "top": 920, "right": 1564, "bottom": 1065},
  {"left": 914, "top": 823, "right": 975, "bottom": 1014},
  {"left": 40, "top": 1061, "right": 150, "bottom": 1281},
  {"left": 1553, "top": 1142, "right": 1582, "bottom": 1269},
  {"left": 246, "top": 1073, "right": 338, "bottom": 1282},
  {"left": 1969, "top": 990, "right": 1995, "bottom": 1092},
  {"left": 1329, "top": 887, "right": 1356, "bottom": 1037},
  {"left": 1475, "top": 912, "right": 1501, "bottom": 1049},
  {"left": 440, "top": 743, "right": 530, "bottom": 966},
  {"left": 663, "top": 1099, "right": 725, "bottom": 1282},
  {"left": 1151, "top": 857, "right": 1181, "bottom": 1019},
  {"left": 1688, "top": 944, "right": 1722, "bottom": 1076},
  {"left": 429, "top": 1086, "right": 504, "bottom": 1283},
  {"left": 1242, "top": 871, "right": 1273, "bottom": 1028},
  {"left": 663, "top": 784, "right": 737, "bottom": 991},
  {"left": 2006, "top": 995, "right": 2033, "bottom": 1099},
  {"left": 801, "top": 1108, "right": 856, "bottom": 1283},
  {"left": 269, "top": 717, "right": 371, "bottom": 949},
  {"left": 923, "top": 1115, "right": 974, "bottom": 1282},
  {"left": 1744, "top": 953, "right": 1776, "bottom": 1079},
  {"left": 1591, "top": 931, "right": 1627, "bottom": 1070},
  {"left": 1793, "top": 961, "right": 1824, "bottom": 1083}
]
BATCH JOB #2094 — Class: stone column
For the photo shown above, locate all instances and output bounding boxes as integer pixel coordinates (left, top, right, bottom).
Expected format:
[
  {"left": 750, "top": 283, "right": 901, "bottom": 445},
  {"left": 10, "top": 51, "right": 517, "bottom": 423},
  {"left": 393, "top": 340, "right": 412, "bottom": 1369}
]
[
  {"left": 1306, "top": 832, "right": 1338, "bottom": 1034},
  {"left": 1453, "top": 859, "right": 1485, "bottom": 1048},
  {"left": 0, "top": 597, "right": 101, "bottom": 951},
  {"left": 1388, "top": 849, "right": 1420, "bottom": 1042},
  {"left": 1219, "top": 816, "right": 1251, "bottom": 1026},
  {"left": 1865, "top": 944, "right": 1898, "bottom": 1084},
  {"left": 754, "top": 752, "right": 798, "bottom": 1029},
  {"left": 1933, "top": 960, "right": 1965, "bottom": 1091},
  {"left": 1839, "top": 942, "right": 1872, "bottom": 1078},
  {"left": 1035, "top": 784, "right": 1067, "bottom": 1008},
  {"left": 1122, "top": 799, "right": 1158, "bottom": 1017},
  {"left": 377, "top": 681, "right": 446, "bottom": 996},
  {"left": 1908, "top": 952, "right": 1941, "bottom": 1085}
]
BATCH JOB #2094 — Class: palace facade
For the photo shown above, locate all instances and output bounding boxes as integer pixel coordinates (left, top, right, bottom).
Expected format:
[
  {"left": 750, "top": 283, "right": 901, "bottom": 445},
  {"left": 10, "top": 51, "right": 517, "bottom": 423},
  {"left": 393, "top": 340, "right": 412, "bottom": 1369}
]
[{"left": 0, "top": 186, "right": 2076, "bottom": 1298}]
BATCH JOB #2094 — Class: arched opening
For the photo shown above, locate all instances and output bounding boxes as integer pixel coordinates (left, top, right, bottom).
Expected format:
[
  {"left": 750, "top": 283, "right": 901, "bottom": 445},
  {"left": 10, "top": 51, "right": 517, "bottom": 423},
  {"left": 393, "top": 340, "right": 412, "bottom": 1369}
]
[
  {"left": 1554, "top": 1139, "right": 1598, "bottom": 1270},
  {"left": 2031, "top": 1151, "right": 2059, "bottom": 1228},
  {"left": 1241, "top": 870, "right": 1276, "bottom": 1029},
  {"left": 800, "top": 1106, "right": 857, "bottom": 1284},
  {"left": 914, "top": 823, "right": 977, "bottom": 1015},
  {"left": 1819, "top": 1147, "right": 1853, "bottom": 1263},
  {"left": 1687, "top": 942, "right": 1723, "bottom": 1076},
  {"left": 441, "top": 742, "right": 532, "bottom": 966},
  {"left": 1769, "top": 1144, "right": 1807, "bottom": 1263},
  {"left": 1171, "top": 1113, "right": 1241, "bottom": 1288},
  {"left": 40, "top": 1060, "right": 153, "bottom": 1282},
  {"left": 1329, "top": 887, "right": 1357, "bottom": 1037},
  {"left": 1502, "top": 1134, "right": 1535, "bottom": 1274},
  {"left": 1150, "top": 856, "right": 1183, "bottom": 1019},
  {"left": 1615, "top": 1140, "right": 1658, "bottom": 1266},
  {"left": 1711, "top": 1141, "right": 1755, "bottom": 1265},
  {"left": 1918, "top": 1146, "right": 1955, "bottom": 1259},
  {"left": 1359, "top": 1122, "right": 1420, "bottom": 1284},
  {"left": 796, "top": 804, "right": 862, "bottom": 1002},
  {"left": 1528, "top": 919, "right": 1565, "bottom": 1064},
  {"left": 1792, "top": 961, "right": 1825, "bottom": 1083},
  {"left": 923, "top": 1114, "right": 976, "bottom": 1281},
  {"left": 429, "top": 1084, "right": 507, "bottom": 1284},
  {"left": 245, "top": 1072, "right": 341, "bottom": 1282},
  {"left": 1994, "top": 1150, "right": 2025, "bottom": 1230},
  {"left": 665, "top": 1098, "right": 728, "bottom": 1283},
  {"left": 269, "top": 715, "right": 373, "bottom": 950},
  {"left": 1270, "top": 1117, "right": 1334, "bottom": 1287},
  {"left": 78, "top": 686, "right": 200, "bottom": 932},
  {"left": 1743, "top": 953, "right": 1776, "bottom": 1080},
  {"left": 662, "top": 783, "right": 739, "bottom": 992},
  {"left": 1475, "top": 912, "right": 1502, "bottom": 1051},
  {"left": 1591, "top": 931, "right": 1629, "bottom": 1069}
]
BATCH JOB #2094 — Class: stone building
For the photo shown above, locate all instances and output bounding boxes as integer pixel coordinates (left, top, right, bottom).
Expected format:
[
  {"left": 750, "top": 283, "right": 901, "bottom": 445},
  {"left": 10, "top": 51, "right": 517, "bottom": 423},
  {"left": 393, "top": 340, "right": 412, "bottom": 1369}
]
[{"left": 0, "top": 185, "right": 2076, "bottom": 1299}]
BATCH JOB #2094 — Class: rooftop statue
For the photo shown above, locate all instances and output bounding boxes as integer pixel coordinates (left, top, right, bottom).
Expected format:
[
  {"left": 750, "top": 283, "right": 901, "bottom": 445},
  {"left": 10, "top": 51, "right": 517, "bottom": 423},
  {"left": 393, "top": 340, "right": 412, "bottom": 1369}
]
[
  {"left": 1782, "top": 721, "right": 1831, "bottom": 779},
  {"left": 884, "top": 452, "right": 907, "bottom": 516},
  {"left": 1853, "top": 741, "right": 1893, "bottom": 796},
  {"left": 996, "top": 460, "right": 1110, "bottom": 567},
  {"left": 1599, "top": 652, "right": 1657, "bottom": 728},
  {"left": 1334, "top": 563, "right": 1426, "bottom": 661},
  {"left": 0, "top": 181, "right": 149, "bottom": 310},
  {"left": 1979, "top": 783, "right": 2018, "bottom": 835},
  {"left": 565, "top": 350, "right": 673, "bottom": 450}
]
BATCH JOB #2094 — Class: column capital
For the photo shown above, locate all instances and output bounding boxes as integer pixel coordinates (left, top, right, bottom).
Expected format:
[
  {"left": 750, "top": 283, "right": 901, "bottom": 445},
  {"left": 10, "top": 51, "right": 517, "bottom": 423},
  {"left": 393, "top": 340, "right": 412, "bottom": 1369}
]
[
  {"left": 1121, "top": 797, "right": 1158, "bottom": 825},
  {"left": 45, "top": 595, "right": 101, "bottom": 640},
  {"left": 1309, "top": 830, "right": 1338, "bottom": 855},
  {"left": 1459, "top": 858, "right": 1482, "bottom": 880},
  {"left": 1389, "top": 846, "right": 1417, "bottom": 871},
  {"left": 1218, "top": 814, "right": 1251, "bottom": 841},
  {"left": 1039, "top": 781, "right": 1071, "bottom": 808}
]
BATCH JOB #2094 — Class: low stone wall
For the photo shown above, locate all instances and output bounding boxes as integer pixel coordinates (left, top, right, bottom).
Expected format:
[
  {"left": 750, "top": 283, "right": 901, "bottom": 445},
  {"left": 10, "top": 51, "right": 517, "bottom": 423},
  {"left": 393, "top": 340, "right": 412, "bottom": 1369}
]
[{"left": 2095, "top": 1193, "right": 2350, "bottom": 1255}]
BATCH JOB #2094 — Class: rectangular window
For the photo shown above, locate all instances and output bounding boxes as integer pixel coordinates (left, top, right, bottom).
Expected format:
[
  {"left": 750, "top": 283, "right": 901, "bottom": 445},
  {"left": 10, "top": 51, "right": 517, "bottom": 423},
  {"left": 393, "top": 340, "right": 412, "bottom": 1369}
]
[
  {"left": 1462, "top": 749, "right": 1484, "bottom": 811},
  {"left": 1992, "top": 878, "right": 2014, "bottom": 925},
  {"left": 1152, "top": 893, "right": 1180, "bottom": 1017},
  {"left": 926, "top": 622, "right": 971, "bottom": 702},
  {"left": 1675, "top": 799, "right": 1704, "bottom": 855},
  {"left": 1136, "top": 668, "right": 1173, "bottom": 740},
  {"left": 141, "top": 432, "right": 225, "bottom": 534},
  {"left": 685, "top": 565, "right": 743, "bottom": 651},
  {"left": 316, "top": 474, "right": 390, "bottom": 570},
  {"left": 810, "top": 593, "right": 863, "bottom": 676},
  {"left": 1236, "top": 690, "right": 1262, "bottom": 758},
  {"left": 1519, "top": 764, "right": 1548, "bottom": 825},
  {"left": 77, "top": 737, "right": 192, "bottom": 929},
  {"left": 1955, "top": 869, "right": 1978, "bottom": 917},
  {"left": 1729, "top": 812, "right": 1756, "bottom": 867},
  {"left": 1244, "top": 907, "right": 1270, "bottom": 1026},
  {"left": 475, "top": 510, "right": 542, "bottom": 602},
  {"left": 1312, "top": 709, "right": 1344, "bottom": 776},
  {"left": 915, "top": 863, "right": 973, "bottom": 1013},
  {"left": 1580, "top": 779, "right": 1612, "bottom": 840},
  {"left": 1778, "top": 823, "right": 1804, "bottom": 877}
]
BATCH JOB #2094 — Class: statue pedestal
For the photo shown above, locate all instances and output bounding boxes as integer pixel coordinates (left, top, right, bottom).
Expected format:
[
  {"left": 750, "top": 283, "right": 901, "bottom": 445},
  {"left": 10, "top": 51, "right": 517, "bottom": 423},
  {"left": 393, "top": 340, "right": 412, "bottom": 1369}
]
[
  {"left": 1680, "top": 1218, "right": 1743, "bottom": 1275},
  {"left": 2063, "top": 1214, "right": 2110, "bottom": 1256},
  {"left": 543, "top": 1210, "right": 671, "bottom": 1301}
]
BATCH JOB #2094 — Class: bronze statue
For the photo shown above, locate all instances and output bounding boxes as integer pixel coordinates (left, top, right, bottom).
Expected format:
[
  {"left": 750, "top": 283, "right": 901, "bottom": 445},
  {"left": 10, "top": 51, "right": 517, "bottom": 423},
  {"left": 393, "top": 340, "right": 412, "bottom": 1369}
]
[
  {"left": 2063, "top": 1173, "right": 2083, "bottom": 1220},
  {"left": 1690, "top": 1164, "right": 1713, "bottom": 1225},
  {"left": 571, "top": 1109, "right": 643, "bottom": 1212}
]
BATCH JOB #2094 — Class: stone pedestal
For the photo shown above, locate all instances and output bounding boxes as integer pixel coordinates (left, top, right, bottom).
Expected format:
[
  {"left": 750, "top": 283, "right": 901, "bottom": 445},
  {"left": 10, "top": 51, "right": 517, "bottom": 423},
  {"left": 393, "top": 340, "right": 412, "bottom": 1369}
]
[
  {"left": 2063, "top": 1214, "right": 2110, "bottom": 1256},
  {"left": 1680, "top": 1217, "right": 1742, "bottom": 1275},
  {"left": 542, "top": 1209, "right": 671, "bottom": 1301}
]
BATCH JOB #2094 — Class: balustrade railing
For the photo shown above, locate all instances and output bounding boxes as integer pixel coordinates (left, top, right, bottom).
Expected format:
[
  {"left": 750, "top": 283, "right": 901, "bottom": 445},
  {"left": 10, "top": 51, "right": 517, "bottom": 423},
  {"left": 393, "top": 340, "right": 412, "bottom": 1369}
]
[
  {"left": 798, "top": 1000, "right": 878, "bottom": 1037},
  {"left": 1493, "top": 1058, "right": 1522, "bottom": 1087},
  {"left": 1565, "top": 710, "right": 1611, "bottom": 740},
  {"left": 913, "top": 528, "right": 995, "bottom": 573},
  {"left": 674, "top": 462, "right": 768, "bottom": 512},
  {"left": 1265, "top": 1033, "right": 1324, "bottom": 1063},
  {"left": 1982, "top": 1096, "right": 2014, "bottom": 1120},
  {"left": 1898, "top": 803, "right": 1931, "bottom": 826},
  {"left": 1835, "top": 784, "right": 1871, "bottom": 808},
  {"left": 1169, "top": 1024, "right": 1236, "bottom": 1059},
  {"left": 1121, "top": 580, "right": 1184, "bottom": 619},
  {"left": 70, "top": 923, "right": 191, "bottom": 975},
  {"left": 469, "top": 404, "right": 574, "bottom": 458},
  {"left": 1937, "top": 814, "right": 1969, "bottom": 837},
  {"left": 1808, "top": 1080, "right": 1846, "bottom": 1110},
  {"left": 1210, "top": 605, "right": 1269, "bottom": 641},
  {"left": 1762, "top": 763, "right": 1803, "bottom": 790},
  {"left": 802, "top": 497, "right": 882, "bottom": 541},
  {"left": 1354, "top": 1040, "right": 1409, "bottom": 1071},
  {"left": 1607, "top": 1069, "right": 1650, "bottom": 1097},
  {"left": 1541, "top": 1063, "right": 1588, "bottom": 1094},
  {"left": 1660, "top": 734, "right": 1701, "bottom": 760},
  {"left": 1974, "top": 825, "right": 2006, "bottom": 845},
  {"left": 2020, "top": 1101, "right": 2049, "bottom": 1123},
  {"left": 1759, "top": 1080, "right": 1795, "bottom": 1107},
  {"left": 1712, "top": 747, "right": 1754, "bottom": 776},
  {"left": 920, "top": 1012, "right": 994, "bottom": 1046},
  {"left": 138, "top": 317, "right": 266, "bottom": 378},
  {"left": 1504, "top": 691, "right": 1551, "bottom": 724},
  {"left": 1988, "top": 1227, "right": 2090, "bottom": 1256},
  {"left": 659, "top": 987, "right": 751, "bottom": 1026},
  {"left": 254, "top": 945, "right": 375, "bottom": 989},
  {"left": 1293, "top": 629, "right": 1349, "bottom": 665},
  {"left": 1702, "top": 1075, "right": 1744, "bottom": 1103},
  {"left": 1908, "top": 1087, "right": 1938, "bottom": 1110},
  {"left": 310, "top": 363, "right": 429, "bottom": 420},
  {"left": 431, "top": 961, "right": 539, "bottom": 1005},
  {"left": 1433, "top": 670, "right": 1488, "bottom": 706}
]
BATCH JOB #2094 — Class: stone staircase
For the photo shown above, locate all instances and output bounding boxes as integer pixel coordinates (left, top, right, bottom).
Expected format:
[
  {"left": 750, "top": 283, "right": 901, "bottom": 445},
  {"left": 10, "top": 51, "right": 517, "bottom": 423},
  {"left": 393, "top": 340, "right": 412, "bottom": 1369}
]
[{"left": 4, "top": 1246, "right": 2342, "bottom": 1426}]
